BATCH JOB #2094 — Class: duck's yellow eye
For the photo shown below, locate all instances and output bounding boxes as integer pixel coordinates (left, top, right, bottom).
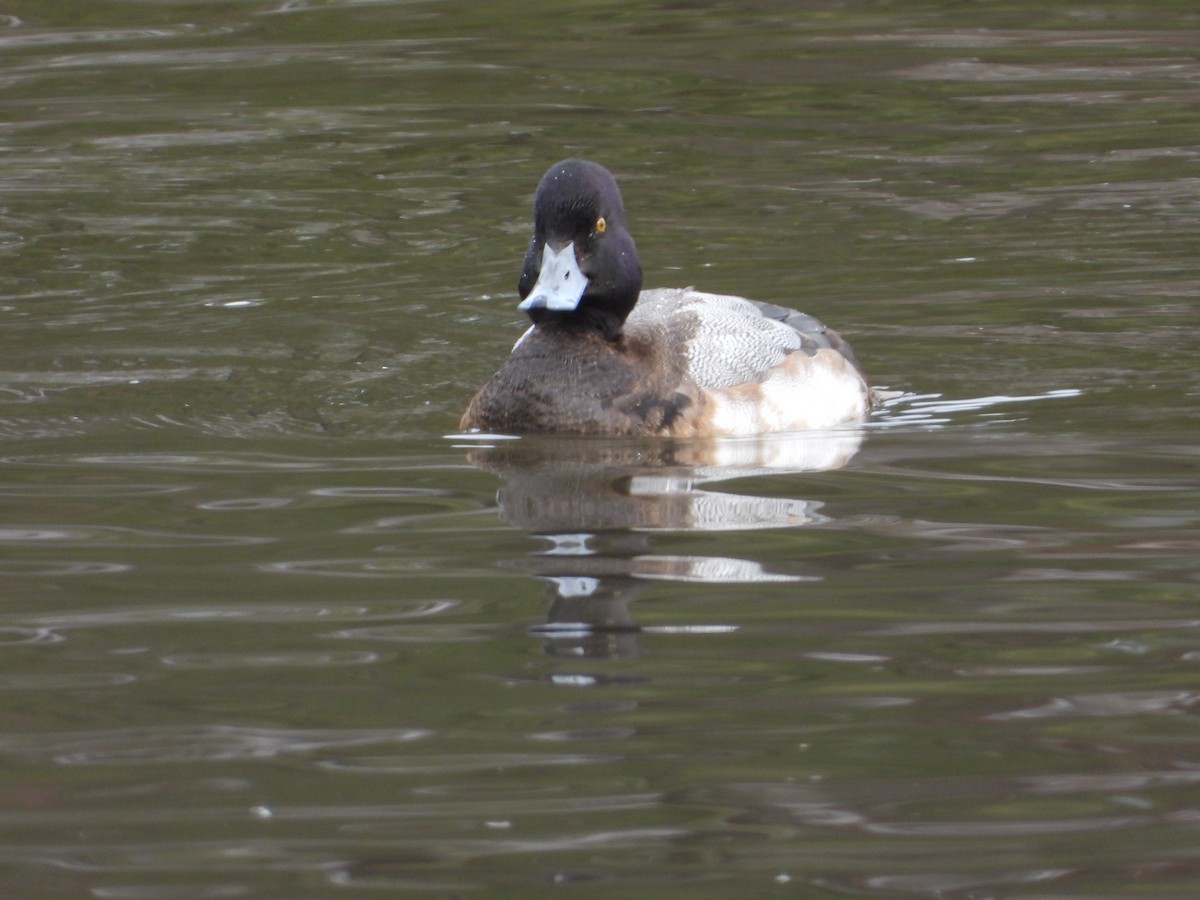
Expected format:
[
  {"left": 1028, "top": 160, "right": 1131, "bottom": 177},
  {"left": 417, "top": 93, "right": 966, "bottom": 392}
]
[{"left": 595, "top": 216, "right": 606, "bottom": 234}]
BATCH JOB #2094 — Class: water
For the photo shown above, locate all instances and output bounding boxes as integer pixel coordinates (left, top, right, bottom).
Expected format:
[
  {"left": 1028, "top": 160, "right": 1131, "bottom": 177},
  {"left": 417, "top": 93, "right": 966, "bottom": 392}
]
[{"left": 2, "top": 1, "right": 1199, "bottom": 896}]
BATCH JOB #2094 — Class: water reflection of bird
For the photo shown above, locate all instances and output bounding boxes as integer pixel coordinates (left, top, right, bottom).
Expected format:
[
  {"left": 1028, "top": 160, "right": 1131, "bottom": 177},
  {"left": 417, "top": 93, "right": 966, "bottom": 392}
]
[{"left": 459, "top": 434, "right": 861, "bottom": 658}]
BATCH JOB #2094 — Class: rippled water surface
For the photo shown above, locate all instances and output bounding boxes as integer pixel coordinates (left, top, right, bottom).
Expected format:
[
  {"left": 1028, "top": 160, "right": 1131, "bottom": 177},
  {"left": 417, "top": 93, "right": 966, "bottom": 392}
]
[{"left": 2, "top": 1, "right": 1199, "bottom": 896}]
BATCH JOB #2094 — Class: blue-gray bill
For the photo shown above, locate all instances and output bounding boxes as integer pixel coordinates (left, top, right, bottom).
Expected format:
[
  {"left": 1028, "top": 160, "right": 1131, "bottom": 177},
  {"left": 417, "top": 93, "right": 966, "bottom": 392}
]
[{"left": 517, "top": 242, "right": 588, "bottom": 312}]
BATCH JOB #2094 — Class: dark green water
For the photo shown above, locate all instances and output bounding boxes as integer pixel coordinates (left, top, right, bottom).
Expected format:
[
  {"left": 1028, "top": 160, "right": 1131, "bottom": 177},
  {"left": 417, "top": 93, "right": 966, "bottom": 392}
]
[{"left": 2, "top": 1, "right": 1198, "bottom": 896}]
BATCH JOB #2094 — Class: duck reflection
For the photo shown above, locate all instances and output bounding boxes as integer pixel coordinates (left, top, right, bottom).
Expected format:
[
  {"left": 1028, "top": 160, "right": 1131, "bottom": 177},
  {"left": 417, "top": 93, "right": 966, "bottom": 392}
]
[{"left": 458, "top": 430, "right": 864, "bottom": 658}]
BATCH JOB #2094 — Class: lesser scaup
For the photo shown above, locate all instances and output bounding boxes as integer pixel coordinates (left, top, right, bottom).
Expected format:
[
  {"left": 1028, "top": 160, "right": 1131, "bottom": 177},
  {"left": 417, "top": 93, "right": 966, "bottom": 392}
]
[{"left": 460, "top": 159, "right": 873, "bottom": 436}]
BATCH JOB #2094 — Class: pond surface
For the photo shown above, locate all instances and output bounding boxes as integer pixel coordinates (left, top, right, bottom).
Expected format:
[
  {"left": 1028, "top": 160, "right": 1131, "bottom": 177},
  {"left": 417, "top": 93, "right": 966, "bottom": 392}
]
[{"left": 2, "top": 1, "right": 1199, "bottom": 896}]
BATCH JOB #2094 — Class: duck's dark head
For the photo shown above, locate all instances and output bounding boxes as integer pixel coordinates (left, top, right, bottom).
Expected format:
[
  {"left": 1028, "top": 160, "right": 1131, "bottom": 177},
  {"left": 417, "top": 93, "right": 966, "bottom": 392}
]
[{"left": 517, "top": 159, "right": 643, "bottom": 341}]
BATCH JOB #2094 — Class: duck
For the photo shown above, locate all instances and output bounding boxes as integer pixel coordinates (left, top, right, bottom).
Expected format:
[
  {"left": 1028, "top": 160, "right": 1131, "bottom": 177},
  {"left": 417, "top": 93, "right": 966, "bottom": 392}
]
[{"left": 460, "top": 159, "right": 873, "bottom": 437}]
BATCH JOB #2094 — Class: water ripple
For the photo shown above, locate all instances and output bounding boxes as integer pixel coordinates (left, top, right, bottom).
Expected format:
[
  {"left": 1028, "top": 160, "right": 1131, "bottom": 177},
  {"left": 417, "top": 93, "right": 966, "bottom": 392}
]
[
  {"left": 309, "top": 486, "right": 450, "bottom": 500},
  {"left": 0, "top": 726, "right": 430, "bottom": 766},
  {"left": 865, "top": 869, "right": 1073, "bottom": 894},
  {"left": 875, "top": 618, "right": 1200, "bottom": 636},
  {"left": 325, "top": 624, "right": 492, "bottom": 643},
  {"left": 867, "top": 815, "right": 1149, "bottom": 837},
  {"left": 0, "top": 525, "right": 270, "bottom": 548},
  {"left": 161, "top": 650, "right": 382, "bottom": 670},
  {"left": 195, "top": 497, "right": 293, "bottom": 511},
  {"left": 874, "top": 388, "right": 1083, "bottom": 427},
  {"left": 319, "top": 753, "right": 615, "bottom": 775},
  {"left": 92, "top": 886, "right": 249, "bottom": 900},
  {"left": 0, "top": 626, "right": 65, "bottom": 645},
  {"left": 0, "top": 483, "right": 185, "bottom": 499},
  {"left": 1021, "top": 769, "right": 1200, "bottom": 795},
  {"left": 14, "top": 603, "right": 391, "bottom": 629},
  {"left": 261, "top": 559, "right": 483, "bottom": 579},
  {"left": 0, "top": 560, "right": 132, "bottom": 576},
  {"left": 0, "top": 672, "right": 135, "bottom": 690},
  {"left": 990, "top": 691, "right": 1200, "bottom": 720}
]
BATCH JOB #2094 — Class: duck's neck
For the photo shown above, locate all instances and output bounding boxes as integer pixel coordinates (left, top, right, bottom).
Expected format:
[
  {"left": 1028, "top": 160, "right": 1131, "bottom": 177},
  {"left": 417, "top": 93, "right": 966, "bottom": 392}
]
[{"left": 527, "top": 305, "right": 625, "bottom": 342}]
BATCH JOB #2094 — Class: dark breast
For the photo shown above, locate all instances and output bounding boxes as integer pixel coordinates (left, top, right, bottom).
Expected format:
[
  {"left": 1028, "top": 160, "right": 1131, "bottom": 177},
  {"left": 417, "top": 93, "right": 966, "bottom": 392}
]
[{"left": 460, "top": 328, "right": 696, "bottom": 436}]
